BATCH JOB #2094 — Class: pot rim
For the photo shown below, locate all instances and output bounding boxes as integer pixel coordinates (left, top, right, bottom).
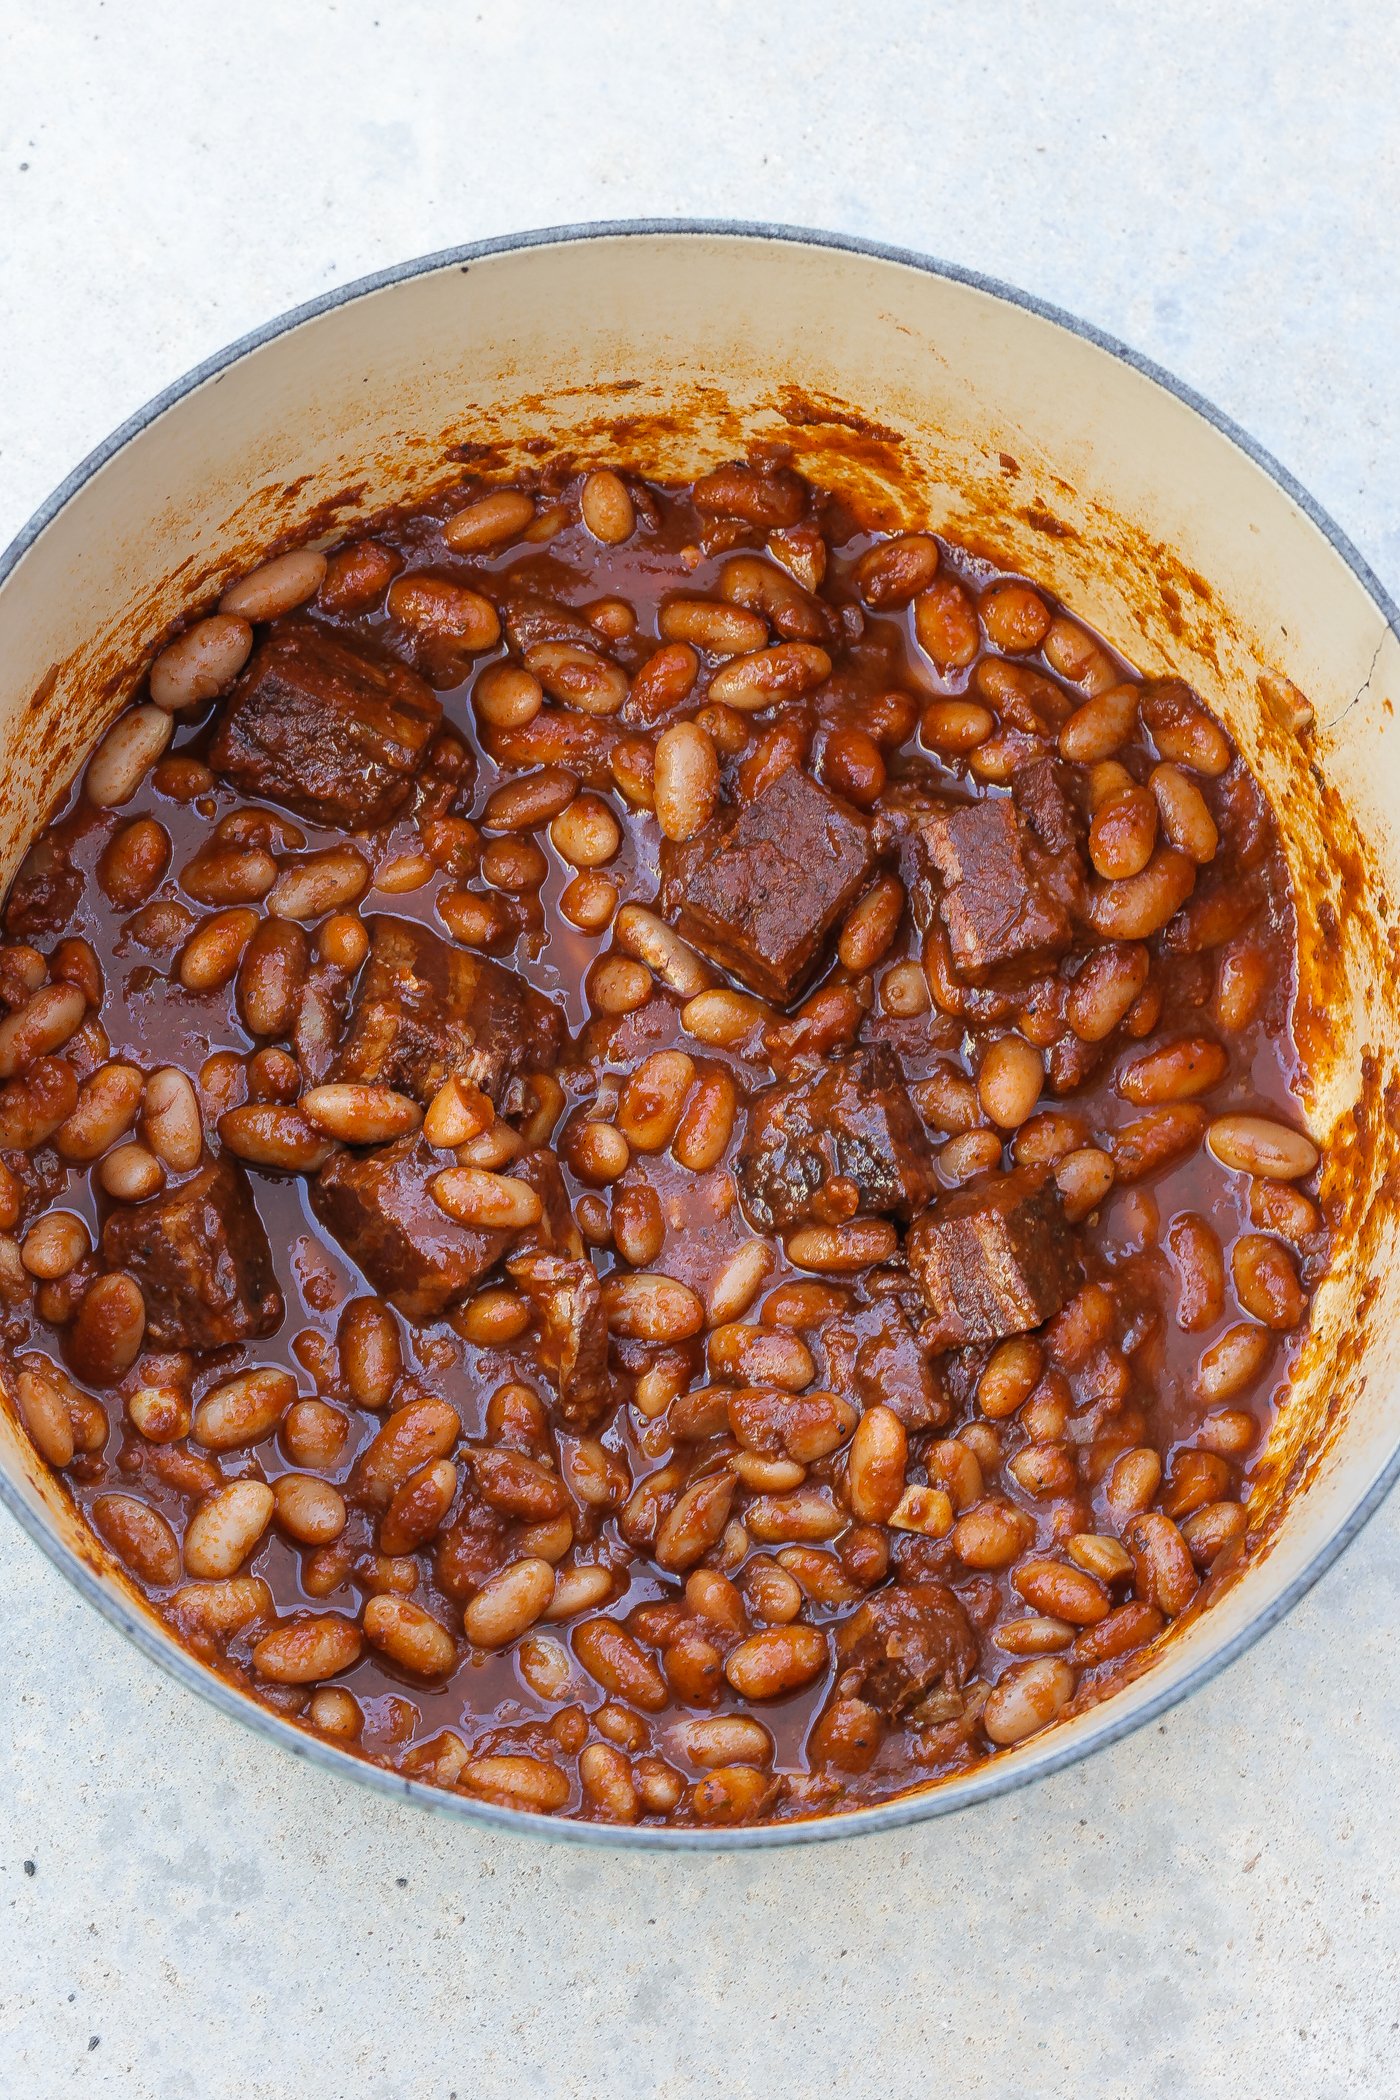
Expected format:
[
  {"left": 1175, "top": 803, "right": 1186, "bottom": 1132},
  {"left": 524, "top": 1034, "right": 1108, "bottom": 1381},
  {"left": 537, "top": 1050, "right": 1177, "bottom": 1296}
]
[{"left": 1, "top": 217, "right": 1396, "bottom": 1851}]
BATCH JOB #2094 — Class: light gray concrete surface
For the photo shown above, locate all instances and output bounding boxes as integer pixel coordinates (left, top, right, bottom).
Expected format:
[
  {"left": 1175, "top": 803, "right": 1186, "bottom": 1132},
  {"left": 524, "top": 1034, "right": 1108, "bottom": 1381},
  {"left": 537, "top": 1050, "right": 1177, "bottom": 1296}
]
[{"left": 1, "top": 4, "right": 1398, "bottom": 2095}]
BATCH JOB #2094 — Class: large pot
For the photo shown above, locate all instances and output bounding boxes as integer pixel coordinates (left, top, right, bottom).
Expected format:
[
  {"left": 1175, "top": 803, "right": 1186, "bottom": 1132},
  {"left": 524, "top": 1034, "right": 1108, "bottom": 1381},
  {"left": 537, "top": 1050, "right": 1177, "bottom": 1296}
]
[{"left": 1, "top": 222, "right": 1396, "bottom": 1847}]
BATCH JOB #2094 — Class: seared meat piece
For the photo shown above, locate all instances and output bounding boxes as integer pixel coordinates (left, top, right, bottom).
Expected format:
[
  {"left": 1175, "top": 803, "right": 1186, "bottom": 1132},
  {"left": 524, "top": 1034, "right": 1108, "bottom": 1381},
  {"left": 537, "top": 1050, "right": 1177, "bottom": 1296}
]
[
  {"left": 501, "top": 593, "right": 601, "bottom": 656},
  {"left": 4, "top": 835, "right": 82, "bottom": 939},
  {"left": 101, "top": 1157, "right": 282, "bottom": 1348},
  {"left": 209, "top": 621, "right": 441, "bottom": 829},
  {"left": 820, "top": 1294, "right": 946, "bottom": 1431},
  {"left": 833, "top": 1582, "right": 979, "bottom": 1719},
  {"left": 737, "top": 1044, "right": 938, "bottom": 1231},
  {"left": 311, "top": 1133, "right": 509, "bottom": 1319},
  {"left": 1012, "top": 757, "right": 1086, "bottom": 859},
  {"left": 915, "top": 795, "right": 1072, "bottom": 980},
  {"left": 662, "top": 767, "right": 875, "bottom": 1004},
  {"left": 503, "top": 1151, "right": 611, "bottom": 1426},
  {"left": 905, "top": 1168, "right": 1083, "bottom": 1349},
  {"left": 506, "top": 1250, "right": 611, "bottom": 1428},
  {"left": 332, "top": 916, "right": 563, "bottom": 1108},
  {"left": 510, "top": 1148, "right": 586, "bottom": 1262}
]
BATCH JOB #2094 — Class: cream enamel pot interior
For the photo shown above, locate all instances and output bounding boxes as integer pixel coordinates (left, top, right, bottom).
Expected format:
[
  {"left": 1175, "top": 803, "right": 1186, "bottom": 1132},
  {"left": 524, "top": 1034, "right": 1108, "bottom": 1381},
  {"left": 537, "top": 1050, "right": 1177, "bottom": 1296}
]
[{"left": 1, "top": 222, "right": 1398, "bottom": 1849}]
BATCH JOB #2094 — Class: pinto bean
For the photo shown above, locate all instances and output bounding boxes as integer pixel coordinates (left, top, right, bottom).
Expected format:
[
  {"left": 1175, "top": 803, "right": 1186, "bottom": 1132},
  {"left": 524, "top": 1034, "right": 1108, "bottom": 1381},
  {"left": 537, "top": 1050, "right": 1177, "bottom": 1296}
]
[
  {"left": 86, "top": 705, "right": 174, "bottom": 806},
  {"left": 1167, "top": 1213, "right": 1225, "bottom": 1331},
  {"left": 654, "top": 721, "right": 721, "bottom": 841},
  {"left": 98, "top": 817, "right": 172, "bottom": 908},
  {"left": 1110, "top": 1106, "right": 1207, "bottom": 1182},
  {"left": 141, "top": 1066, "right": 203, "bottom": 1171},
  {"left": 93, "top": 1494, "right": 181, "bottom": 1585},
  {"left": 911, "top": 577, "right": 979, "bottom": 670},
  {"left": 184, "top": 1480, "right": 275, "bottom": 1578},
  {"left": 234, "top": 918, "right": 309, "bottom": 1038},
  {"left": 659, "top": 598, "right": 768, "bottom": 656},
  {"left": 1197, "top": 1322, "right": 1273, "bottom": 1402},
  {"left": 602, "top": 1273, "right": 705, "bottom": 1343},
  {"left": 1207, "top": 1113, "right": 1319, "bottom": 1181},
  {"left": 1121, "top": 1511, "right": 1199, "bottom": 1617},
  {"left": 0, "top": 983, "right": 87, "bottom": 1080},
  {"left": 273, "top": 1474, "right": 348, "bottom": 1547},
  {"left": 613, "top": 905, "right": 714, "bottom": 998},
  {"left": 464, "top": 1558, "right": 557, "bottom": 1647},
  {"left": 616, "top": 1051, "right": 696, "bottom": 1152},
  {"left": 1151, "top": 763, "right": 1218, "bottom": 861},
  {"left": 672, "top": 1069, "right": 736, "bottom": 1173},
  {"left": 846, "top": 1405, "right": 908, "bottom": 1523},
  {"left": 364, "top": 1594, "right": 457, "bottom": 1677},
  {"left": 220, "top": 552, "right": 326, "bottom": 623},
  {"left": 1082, "top": 848, "right": 1196, "bottom": 940},
  {"left": 252, "top": 1614, "right": 362, "bottom": 1684},
  {"left": 354, "top": 1399, "right": 460, "bottom": 1506},
  {"left": 218, "top": 1103, "right": 334, "bottom": 1172},
  {"left": 68, "top": 1273, "right": 146, "bottom": 1386},
  {"left": 655, "top": 1473, "right": 736, "bottom": 1572},
  {"left": 1066, "top": 943, "right": 1150, "bottom": 1042},
  {"left": 572, "top": 1618, "right": 669, "bottom": 1710},
  {"left": 980, "top": 580, "right": 1051, "bottom": 653},
  {"left": 708, "top": 644, "right": 831, "bottom": 710},
  {"left": 387, "top": 575, "right": 500, "bottom": 651},
  {"left": 1119, "top": 1036, "right": 1228, "bottom": 1104},
  {"left": 723, "top": 1625, "right": 827, "bottom": 1700},
  {"left": 178, "top": 908, "right": 259, "bottom": 992},
  {"left": 983, "top": 1659, "right": 1075, "bottom": 1744},
  {"left": 1089, "top": 786, "right": 1158, "bottom": 880},
  {"left": 193, "top": 1368, "right": 295, "bottom": 1450},
  {"left": 580, "top": 469, "right": 636, "bottom": 544},
  {"left": 1059, "top": 683, "right": 1139, "bottom": 763},
  {"left": 442, "top": 489, "right": 535, "bottom": 550},
  {"left": 16, "top": 1367, "right": 78, "bottom": 1466},
  {"left": 268, "top": 846, "right": 370, "bottom": 922},
  {"left": 784, "top": 1220, "right": 899, "bottom": 1273},
  {"left": 526, "top": 641, "right": 628, "bottom": 716}
]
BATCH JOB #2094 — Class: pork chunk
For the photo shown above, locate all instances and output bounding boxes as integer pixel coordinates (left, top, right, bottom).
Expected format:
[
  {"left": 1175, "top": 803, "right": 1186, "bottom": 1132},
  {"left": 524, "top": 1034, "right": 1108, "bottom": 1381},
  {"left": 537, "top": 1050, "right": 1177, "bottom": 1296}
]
[
  {"left": 662, "top": 767, "right": 875, "bottom": 1003},
  {"left": 916, "top": 795, "right": 1071, "bottom": 979},
  {"left": 333, "top": 916, "right": 563, "bottom": 1108},
  {"left": 820, "top": 1294, "right": 946, "bottom": 1431},
  {"left": 905, "top": 1168, "right": 1082, "bottom": 1348},
  {"left": 1012, "top": 757, "right": 1086, "bottom": 859},
  {"left": 100, "top": 1157, "right": 282, "bottom": 1348},
  {"left": 506, "top": 1249, "right": 611, "bottom": 1428},
  {"left": 209, "top": 621, "right": 441, "bottom": 829},
  {"left": 833, "top": 1582, "right": 979, "bottom": 1720},
  {"left": 311, "top": 1133, "right": 509, "bottom": 1319},
  {"left": 737, "top": 1045, "right": 938, "bottom": 1230}
]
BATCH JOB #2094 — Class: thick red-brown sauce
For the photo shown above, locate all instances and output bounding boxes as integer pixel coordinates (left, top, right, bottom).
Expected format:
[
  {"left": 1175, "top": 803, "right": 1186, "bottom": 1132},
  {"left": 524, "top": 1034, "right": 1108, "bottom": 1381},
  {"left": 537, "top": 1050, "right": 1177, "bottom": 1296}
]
[{"left": 0, "top": 460, "right": 1328, "bottom": 1824}]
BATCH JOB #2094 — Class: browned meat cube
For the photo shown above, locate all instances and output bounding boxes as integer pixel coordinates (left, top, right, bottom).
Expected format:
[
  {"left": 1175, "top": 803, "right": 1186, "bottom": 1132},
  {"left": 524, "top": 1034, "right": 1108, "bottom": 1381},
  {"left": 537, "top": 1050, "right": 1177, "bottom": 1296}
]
[
  {"left": 506, "top": 1250, "right": 611, "bottom": 1428},
  {"left": 4, "top": 835, "right": 82, "bottom": 939},
  {"left": 737, "top": 1045, "right": 938, "bottom": 1230},
  {"left": 905, "top": 1168, "right": 1082, "bottom": 1348},
  {"left": 209, "top": 622, "right": 441, "bottom": 829},
  {"left": 916, "top": 795, "right": 1071, "bottom": 980},
  {"left": 502, "top": 593, "right": 600, "bottom": 656},
  {"left": 820, "top": 1294, "right": 946, "bottom": 1431},
  {"left": 101, "top": 1157, "right": 282, "bottom": 1348},
  {"left": 1012, "top": 757, "right": 1085, "bottom": 859},
  {"left": 833, "top": 1582, "right": 978, "bottom": 1719},
  {"left": 311, "top": 1133, "right": 509, "bottom": 1320},
  {"left": 510, "top": 1148, "right": 586, "bottom": 1262},
  {"left": 332, "top": 916, "right": 563, "bottom": 1107},
  {"left": 662, "top": 767, "right": 874, "bottom": 1003}
]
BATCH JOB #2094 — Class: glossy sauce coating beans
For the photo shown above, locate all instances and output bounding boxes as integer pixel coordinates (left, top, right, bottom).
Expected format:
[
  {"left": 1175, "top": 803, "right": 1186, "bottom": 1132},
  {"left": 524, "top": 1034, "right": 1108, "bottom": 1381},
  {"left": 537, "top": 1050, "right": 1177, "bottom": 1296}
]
[{"left": 0, "top": 454, "right": 1325, "bottom": 1828}]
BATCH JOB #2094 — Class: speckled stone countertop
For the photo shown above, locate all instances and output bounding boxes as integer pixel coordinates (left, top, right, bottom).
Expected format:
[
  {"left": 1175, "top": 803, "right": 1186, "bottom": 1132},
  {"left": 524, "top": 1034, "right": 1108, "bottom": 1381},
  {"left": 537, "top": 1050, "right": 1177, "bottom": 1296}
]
[{"left": 1, "top": 5, "right": 1397, "bottom": 2094}]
